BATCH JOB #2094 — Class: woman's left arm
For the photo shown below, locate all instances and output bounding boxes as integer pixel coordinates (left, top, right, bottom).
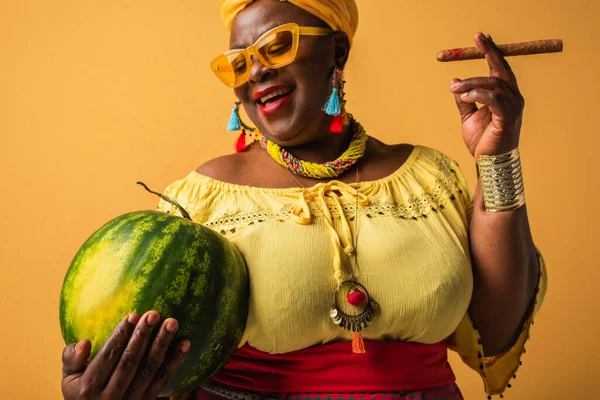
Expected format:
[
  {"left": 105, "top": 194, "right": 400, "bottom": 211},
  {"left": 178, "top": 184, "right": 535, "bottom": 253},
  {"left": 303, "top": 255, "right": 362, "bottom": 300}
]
[{"left": 449, "top": 32, "right": 541, "bottom": 357}]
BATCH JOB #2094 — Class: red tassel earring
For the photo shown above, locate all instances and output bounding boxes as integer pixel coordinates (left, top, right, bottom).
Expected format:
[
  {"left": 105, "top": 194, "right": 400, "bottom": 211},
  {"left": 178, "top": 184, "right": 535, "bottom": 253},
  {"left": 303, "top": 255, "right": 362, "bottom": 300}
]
[
  {"left": 330, "top": 115, "right": 344, "bottom": 133},
  {"left": 227, "top": 101, "right": 256, "bottom": 152},
  {"left": 235, "top": 129, "right": 248, "bottom": 153},
  {"left": 322, "top": 68, "right": 346, "bottom": 134}
]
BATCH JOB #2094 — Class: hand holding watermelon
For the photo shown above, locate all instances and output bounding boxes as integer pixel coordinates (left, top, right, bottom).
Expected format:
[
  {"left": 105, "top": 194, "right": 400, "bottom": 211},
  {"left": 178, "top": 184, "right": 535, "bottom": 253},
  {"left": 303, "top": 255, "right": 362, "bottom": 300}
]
[
  {"left": 61, "top": 310, "right": 190, "bottom": 399},
  {"left": 59, "top": 183, "right": 250, "bottom": 396}
]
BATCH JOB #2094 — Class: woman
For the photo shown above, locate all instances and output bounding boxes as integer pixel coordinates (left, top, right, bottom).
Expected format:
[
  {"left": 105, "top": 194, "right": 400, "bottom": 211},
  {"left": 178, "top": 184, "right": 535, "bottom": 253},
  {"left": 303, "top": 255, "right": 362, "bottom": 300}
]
[{"left": 60, "top": 0, "right": 547, "bottom": 399}]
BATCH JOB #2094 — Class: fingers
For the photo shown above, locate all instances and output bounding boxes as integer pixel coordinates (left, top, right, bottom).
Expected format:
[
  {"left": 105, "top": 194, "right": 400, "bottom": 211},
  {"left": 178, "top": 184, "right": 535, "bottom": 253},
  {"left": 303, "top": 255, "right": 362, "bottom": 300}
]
[
  {"left": 474, "top": 32, "right": 520, "bottom": 93},
  {"left": 80, "top": 313, "right": 139, "bottom": 392},
  {"left": 104, "top": 311, "right": 162, "bottom": 397},
  {"left": 451, "top": 76, "right": 514, "bottom": 96},
  {"left": 62, "top": 339, "right": 91, "bottom": 378},
  {"left": 450, "top": 76, "right": 522, "bottom": 121},
  {"left": 61, "top": 312, "right": 188, "bottom": 400},
  {"left": 450, "top": 78, "right": 478, "bottom": 123},
  {"left": 124, "top": 318, "right": 180, "bottom": 397},
  {"left": 458, "top": 88, "right": 516, "bottom": 120},
  {"left": 143, "top": 340, "right": 191, "bottom": 399}
]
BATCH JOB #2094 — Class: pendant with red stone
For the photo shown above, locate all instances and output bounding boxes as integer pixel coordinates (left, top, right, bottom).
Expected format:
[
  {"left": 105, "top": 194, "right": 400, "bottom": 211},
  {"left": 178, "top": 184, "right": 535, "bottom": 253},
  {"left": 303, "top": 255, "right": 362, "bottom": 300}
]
[
  {"left": 347, "top": 285, "right": 367, "bottom": 306},
  {"left": 329, "top": 280, "right": 378, "bottom": 339}
]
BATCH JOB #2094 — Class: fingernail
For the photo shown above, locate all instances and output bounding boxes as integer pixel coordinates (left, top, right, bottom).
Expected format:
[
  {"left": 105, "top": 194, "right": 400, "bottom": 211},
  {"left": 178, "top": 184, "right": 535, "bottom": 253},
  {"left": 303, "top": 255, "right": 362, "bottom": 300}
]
[
  {"left": 147, "top": 311, "right": 159, "bottom": 325},
  {"left": 180, "top": 340, "right": 191, "bottom": 353},
  {"left": 450, "top": 80, "right": 460, "bottom": 90},
  {"left": 461, "top": 92, "right": 470, "bottom": 98},
  {"left": 127, "top": 313, "right": 139, "bottom": 324},
  {"left": 166, "top": 320, "right": 178, "bottom": 333},
  {"left": 75, "top": 339, "right": 85, "bottom": 354}
]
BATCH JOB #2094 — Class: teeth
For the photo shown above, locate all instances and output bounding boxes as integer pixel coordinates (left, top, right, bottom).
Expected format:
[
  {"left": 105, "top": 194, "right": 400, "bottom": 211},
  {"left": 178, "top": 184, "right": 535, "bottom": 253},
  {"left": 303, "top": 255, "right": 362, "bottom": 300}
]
[{"left": 260, "top": 88, "right": 292, "bottom": 104}]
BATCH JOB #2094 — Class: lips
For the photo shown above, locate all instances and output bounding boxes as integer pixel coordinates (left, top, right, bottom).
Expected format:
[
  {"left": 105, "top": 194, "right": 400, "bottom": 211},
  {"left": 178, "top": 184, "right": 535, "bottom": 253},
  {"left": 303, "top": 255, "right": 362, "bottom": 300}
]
[
  {"left": 253, "top": 85, "right": 295, "bottom": 117},
  {"left": 253, "top": 85, "right": 294, "bottom": 103}
]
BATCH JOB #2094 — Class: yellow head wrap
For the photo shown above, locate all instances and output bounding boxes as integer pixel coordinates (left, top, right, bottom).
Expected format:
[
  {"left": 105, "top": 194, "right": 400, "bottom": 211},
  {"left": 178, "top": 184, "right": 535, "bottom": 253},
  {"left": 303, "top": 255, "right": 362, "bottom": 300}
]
[{"left": 220, "top": 0, "right": 359, "bottom": 46}]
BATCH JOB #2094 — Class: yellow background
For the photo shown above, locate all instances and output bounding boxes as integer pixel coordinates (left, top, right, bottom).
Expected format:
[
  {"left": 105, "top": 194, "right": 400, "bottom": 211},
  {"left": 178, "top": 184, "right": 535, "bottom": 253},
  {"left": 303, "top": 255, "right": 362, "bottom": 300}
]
[{"left": 1, "top": 0, "right": 598, "bottom": 398}]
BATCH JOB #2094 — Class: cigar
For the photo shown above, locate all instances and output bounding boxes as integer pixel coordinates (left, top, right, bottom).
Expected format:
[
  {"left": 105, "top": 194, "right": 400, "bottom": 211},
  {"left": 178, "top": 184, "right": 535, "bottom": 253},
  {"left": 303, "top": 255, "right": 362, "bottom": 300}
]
[{"left": 437, "top": 39, "right": 563, "bottom": 62}]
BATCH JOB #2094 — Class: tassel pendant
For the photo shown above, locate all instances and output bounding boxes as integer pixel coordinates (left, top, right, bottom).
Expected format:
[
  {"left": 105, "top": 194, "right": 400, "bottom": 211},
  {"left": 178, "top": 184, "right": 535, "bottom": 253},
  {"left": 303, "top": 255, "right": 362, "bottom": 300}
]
[
  {"left": 227, "top": 101, "right": 241, "bottom": 132},
  {"left": 234, "top": 129, "right": 248, "bottom": 152},
  {"left": 352, "top": 332, "right": 366, "bottom": 354},
  {"left": 321, "top": 68, "right": 346, "bottom": 133},
  {"left": 329, "top": 115, "right": 344, "bottom": 134},
  {"left": 330, "top": 280, "right": 378, "bottom": 354},
  {"left": 323, "top": 86, "right": 342, "bottom": 116}
]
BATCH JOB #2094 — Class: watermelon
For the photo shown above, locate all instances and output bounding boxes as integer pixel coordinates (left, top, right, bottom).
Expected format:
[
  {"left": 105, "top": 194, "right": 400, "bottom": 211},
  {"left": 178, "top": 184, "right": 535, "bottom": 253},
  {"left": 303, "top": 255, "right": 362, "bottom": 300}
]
[{"left": 59, "top": 187, "right": 249, "bottom": 394}]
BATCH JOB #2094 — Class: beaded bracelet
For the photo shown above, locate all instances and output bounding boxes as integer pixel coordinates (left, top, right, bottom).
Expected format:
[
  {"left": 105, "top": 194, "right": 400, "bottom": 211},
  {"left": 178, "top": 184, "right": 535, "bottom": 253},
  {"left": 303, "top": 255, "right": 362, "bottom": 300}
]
[{"left": 477, "top": 148, "right": 526, "bottom": 212}]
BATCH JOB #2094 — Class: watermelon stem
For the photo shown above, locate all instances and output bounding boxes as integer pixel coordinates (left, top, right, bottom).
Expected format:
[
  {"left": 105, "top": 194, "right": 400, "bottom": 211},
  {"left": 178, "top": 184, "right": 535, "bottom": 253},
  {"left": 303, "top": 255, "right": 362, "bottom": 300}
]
[{"left": 136, "top": 181, "right": 192, "bottom": 221}]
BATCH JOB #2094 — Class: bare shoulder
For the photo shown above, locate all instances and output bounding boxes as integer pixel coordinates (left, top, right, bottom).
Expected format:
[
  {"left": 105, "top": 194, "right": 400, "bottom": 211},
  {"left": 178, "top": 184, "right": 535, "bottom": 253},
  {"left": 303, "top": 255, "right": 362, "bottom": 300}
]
[
  {"left": 195, "top": 153, "right": 246, "bottom": 183},
  {"left": 195, "top": 145, "right": 265, "bottom": 185},
  {"left": 359, "top": 137, "right": 415, "bottom": 179},
  {"left": 366, "top": 136, "right": 414, "bottom": 156},
  {"left": 369, "top": 137, "right": 415, "bottom": 165}
]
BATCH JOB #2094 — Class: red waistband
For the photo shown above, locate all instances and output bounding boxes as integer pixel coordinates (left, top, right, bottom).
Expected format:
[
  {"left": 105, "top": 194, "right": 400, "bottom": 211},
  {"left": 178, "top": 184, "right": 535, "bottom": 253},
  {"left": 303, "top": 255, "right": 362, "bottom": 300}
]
[{"left": 210, "top": 340, "right": 455, "bottom": 393}]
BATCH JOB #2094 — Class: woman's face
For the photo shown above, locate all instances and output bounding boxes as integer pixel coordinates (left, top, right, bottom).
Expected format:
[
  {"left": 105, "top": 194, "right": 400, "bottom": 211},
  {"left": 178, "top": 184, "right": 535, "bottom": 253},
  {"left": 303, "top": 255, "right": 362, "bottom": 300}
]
[{"left": 230, "top": 0, "right": 347, "bottom": 146}]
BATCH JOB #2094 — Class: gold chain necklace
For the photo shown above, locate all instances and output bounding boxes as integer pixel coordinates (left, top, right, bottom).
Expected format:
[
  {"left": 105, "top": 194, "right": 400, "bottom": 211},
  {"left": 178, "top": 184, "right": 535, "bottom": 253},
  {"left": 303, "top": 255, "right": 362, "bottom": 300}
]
[{"left": 285, "top": 167, "right": 378, "bottom": 354}]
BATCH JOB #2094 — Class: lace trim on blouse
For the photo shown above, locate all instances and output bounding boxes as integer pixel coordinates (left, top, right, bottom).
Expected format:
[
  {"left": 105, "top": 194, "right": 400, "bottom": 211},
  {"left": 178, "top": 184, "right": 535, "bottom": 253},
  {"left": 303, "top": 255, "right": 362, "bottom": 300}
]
[{"left": 159, "top": 146, "right": 473, "bottom": 235}]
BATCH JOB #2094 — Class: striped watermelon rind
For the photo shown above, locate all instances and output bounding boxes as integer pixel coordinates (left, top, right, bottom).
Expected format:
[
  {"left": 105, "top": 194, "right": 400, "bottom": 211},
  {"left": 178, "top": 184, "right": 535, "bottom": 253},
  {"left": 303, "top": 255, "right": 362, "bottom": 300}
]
[{"left": 59, "top": 210, "right": 249, "bottom": 394}]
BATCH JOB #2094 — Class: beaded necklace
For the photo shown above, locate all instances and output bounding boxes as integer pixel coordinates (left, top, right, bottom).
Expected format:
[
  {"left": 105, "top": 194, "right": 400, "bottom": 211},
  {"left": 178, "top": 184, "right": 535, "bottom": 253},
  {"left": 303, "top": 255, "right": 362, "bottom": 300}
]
[{"left": 258, "top": 116, "right": 368, "bottom": 179}]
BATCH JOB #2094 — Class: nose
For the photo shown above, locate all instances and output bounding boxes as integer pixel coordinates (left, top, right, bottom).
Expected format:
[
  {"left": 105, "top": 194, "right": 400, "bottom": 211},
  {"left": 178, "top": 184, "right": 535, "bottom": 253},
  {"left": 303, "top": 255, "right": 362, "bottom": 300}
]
[{"left": 248, "top": 55, "right": 275, "bottom": 84}]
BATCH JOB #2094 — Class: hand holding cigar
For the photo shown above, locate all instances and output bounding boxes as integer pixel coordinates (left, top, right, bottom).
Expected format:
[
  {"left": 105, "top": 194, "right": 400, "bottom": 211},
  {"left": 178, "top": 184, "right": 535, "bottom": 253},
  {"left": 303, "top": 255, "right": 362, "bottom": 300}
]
[
  {"left": 446, "top": 32, "right": 550, "bottom": 159},
  {"left": 437, "top": 39, "right": 563, "bottom": 62}
]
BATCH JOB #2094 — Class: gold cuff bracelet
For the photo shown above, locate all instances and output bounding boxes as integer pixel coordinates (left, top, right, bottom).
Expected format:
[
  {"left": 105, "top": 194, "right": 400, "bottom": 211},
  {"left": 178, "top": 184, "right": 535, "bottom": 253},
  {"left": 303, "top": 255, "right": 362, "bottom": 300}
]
[{"left": 477, "top": 148, "right": 526, "bottom": 212}]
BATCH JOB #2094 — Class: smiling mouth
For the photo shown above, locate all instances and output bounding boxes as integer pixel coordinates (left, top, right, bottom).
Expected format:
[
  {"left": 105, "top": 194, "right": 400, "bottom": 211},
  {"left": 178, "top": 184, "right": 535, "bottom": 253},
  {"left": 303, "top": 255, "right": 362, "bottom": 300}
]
[
  {"left": 256, "top": 86, "right": 296, "bottom": 117},
  {"left": 256, "top": 87, "right": 296, "bottom": 105}
]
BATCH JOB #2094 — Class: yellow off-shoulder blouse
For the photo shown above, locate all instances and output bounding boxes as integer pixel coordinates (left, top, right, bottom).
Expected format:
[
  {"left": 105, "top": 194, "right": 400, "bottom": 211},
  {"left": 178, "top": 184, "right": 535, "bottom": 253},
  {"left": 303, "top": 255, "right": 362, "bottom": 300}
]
[{"left": 158, "top": 145, "right": 547, "bottom": 397}]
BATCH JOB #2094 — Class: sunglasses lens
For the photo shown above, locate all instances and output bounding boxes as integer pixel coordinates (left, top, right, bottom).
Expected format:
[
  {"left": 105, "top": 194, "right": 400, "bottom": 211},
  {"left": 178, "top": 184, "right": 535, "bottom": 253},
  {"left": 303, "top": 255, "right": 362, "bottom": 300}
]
[
  {"left": 212, "top": 27, "right": 298, "bottom": 87},
  {"left": 257, "top": 30, "right": 295, "bottom": 67},
  {"left": 213, "top": 52, "right": 248, "bottom": 87}
]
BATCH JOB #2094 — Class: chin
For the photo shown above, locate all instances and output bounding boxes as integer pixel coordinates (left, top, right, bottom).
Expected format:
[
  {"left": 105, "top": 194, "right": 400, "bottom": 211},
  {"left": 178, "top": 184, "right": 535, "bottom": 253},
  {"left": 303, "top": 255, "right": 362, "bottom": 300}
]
[
  {"left": 263, "top": 119, "right": 303, "bottom": 144},
  {"left": 250, "top": 112, "right": 308, "bottom": 147},
  {"left": 267, "top": 116, "right": 328, "bottom": 147}
]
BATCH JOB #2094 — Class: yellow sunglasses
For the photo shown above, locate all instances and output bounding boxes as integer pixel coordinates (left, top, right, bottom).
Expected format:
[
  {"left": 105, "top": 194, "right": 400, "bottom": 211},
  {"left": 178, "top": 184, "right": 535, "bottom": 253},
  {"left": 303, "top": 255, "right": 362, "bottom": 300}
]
[{"left": 211, "top": 22, "right": 332, "bottom": 88}]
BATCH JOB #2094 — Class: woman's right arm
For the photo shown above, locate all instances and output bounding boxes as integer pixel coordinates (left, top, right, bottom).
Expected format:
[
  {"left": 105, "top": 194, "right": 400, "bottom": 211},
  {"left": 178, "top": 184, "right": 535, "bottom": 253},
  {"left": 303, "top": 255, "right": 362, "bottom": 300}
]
[{"left": 61, "top": 310, "right": 190, "bottom": 400}]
